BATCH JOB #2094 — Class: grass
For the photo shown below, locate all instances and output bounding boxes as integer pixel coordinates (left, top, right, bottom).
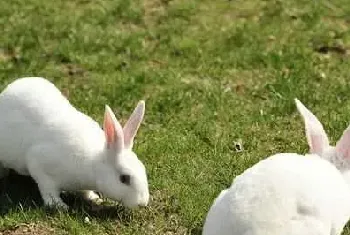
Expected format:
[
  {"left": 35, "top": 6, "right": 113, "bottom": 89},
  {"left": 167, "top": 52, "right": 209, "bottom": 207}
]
[{"left": 1, "top": 0, "right": 350, "bottom": 234}]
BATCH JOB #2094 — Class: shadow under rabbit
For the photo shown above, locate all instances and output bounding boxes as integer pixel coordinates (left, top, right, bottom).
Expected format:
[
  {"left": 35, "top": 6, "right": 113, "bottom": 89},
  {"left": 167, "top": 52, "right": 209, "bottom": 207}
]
[{"left": 0, "top": 170, "right": 132, "bottom": 221}]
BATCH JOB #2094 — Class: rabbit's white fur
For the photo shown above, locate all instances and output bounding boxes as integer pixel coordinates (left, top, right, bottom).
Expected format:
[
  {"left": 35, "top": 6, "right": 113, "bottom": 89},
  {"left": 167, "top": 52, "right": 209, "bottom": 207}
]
[
  {"left": 202, "top": 99, "right": 350, "bottom": 235},
  {"left": 0, "top": 77, "right": 149, "bottom": 209}
]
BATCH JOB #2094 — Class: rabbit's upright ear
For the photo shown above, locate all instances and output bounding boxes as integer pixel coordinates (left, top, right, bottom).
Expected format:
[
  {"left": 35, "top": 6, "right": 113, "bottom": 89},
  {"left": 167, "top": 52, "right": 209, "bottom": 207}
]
[
  {"left": 295, "top": 99, "right": 329, "bottom": 155},
  {"left": 123, "top": 100, "right": 145, "bottom": 149},
  {"left": 104, "top": 105, "right": 124, "bottom": 152},
  {"left": 335, "top": 126, "right": 350, "bottom": 159}
]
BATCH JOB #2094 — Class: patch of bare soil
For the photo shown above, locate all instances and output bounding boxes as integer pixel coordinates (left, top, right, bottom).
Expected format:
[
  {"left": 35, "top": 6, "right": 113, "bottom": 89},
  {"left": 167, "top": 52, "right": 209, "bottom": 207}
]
[
  {"left": 143, "top": 0, "right": 170, "bottom": 25},
  {"left": 0, "top": 223, "right": 55, "bottom": 235}
]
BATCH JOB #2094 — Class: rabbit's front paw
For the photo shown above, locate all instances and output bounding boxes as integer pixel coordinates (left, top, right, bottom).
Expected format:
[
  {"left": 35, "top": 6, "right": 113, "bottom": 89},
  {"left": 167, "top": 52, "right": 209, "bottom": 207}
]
[{"left": 83, "top": 190, "right": 103, "bottom": 205}]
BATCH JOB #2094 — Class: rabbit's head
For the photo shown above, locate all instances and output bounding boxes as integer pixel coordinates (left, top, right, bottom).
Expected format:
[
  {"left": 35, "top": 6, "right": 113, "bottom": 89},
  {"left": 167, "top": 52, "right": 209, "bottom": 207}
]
[
  {"left": 96, "top": 101, "right": 149, "bottom": 208},
  {"left": 296, "top": 99, "right": 350, "bottom": 175}
]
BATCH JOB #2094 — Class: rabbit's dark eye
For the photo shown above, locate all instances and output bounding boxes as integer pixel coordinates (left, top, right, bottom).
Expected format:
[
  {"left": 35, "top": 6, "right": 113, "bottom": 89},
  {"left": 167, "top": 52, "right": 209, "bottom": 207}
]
[{"left": 120, "top": 174, "right": 131, "bottom": 185}]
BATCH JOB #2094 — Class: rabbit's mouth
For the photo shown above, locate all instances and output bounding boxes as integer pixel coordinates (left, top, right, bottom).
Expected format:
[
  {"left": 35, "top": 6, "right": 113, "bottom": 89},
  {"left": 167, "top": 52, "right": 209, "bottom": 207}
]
[
  {"left": 121, "top": 194, "right": 148, "bottom": 209},
  {"left": 122, "top": 199, "right": 139, "bottom": 209}
]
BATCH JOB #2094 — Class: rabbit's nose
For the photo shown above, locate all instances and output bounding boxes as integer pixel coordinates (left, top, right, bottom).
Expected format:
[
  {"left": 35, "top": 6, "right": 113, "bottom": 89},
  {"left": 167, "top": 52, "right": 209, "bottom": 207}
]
[
  {"left": 138, "top": 192, "right": 150, "bottom": 207},
  {"left": 138, "top": 201, "right": 148, "bottom": 207}
]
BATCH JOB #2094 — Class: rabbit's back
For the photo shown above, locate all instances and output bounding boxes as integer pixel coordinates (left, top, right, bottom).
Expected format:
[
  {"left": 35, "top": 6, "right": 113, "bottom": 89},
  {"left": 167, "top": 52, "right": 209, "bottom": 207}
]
[
  {"left": 0, "top": 77, "right": 104, "bottom": 175},
  {"left": 203, "top": 153, "right": 350, "bottom": 235},
  {"left": 0, "top": 77, "right": 73, "bottom": 119}
]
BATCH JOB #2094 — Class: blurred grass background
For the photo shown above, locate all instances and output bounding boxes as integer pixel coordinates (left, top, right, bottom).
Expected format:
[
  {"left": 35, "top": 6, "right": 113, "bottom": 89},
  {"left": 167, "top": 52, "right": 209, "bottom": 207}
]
[{"left": 1, "top": 0, "right": 350, "bottom": 234}]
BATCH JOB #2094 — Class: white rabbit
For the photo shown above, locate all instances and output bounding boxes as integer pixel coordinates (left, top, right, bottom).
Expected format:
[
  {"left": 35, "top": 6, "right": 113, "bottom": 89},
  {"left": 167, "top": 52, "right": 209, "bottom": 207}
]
[
  {"left": 202, "top": 99, "right": 350, "bottom": 235},
  {"left": 0, "top": 77, "right": 149, "bottom": 209}
]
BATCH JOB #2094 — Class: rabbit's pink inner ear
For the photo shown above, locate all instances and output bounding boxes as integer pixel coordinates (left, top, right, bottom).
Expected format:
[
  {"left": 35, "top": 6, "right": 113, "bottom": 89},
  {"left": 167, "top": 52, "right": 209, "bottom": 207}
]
[
  {"left": 104, "top": 111, "right": 116, "bottom": 147},
  {"left": 335, "top": 127, "right": 350, "bottom": 159},
  {"left": 103, "top": 105, "right": 124, "bottom": 150},
  {"left": 295, "top": 99, "right": 329, "bottom": 155},
  {"left": 309, "top": 134, "right": 327, "bottom": 155},
  {"left": 305, "top": 124, "right": 330, "bottom": 156}
]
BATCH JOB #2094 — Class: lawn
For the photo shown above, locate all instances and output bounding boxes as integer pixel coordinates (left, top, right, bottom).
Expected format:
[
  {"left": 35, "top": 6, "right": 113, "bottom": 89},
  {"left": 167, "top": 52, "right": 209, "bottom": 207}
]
[{"left": 1, "top": 0, "right": 350, "bottom": 234}]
